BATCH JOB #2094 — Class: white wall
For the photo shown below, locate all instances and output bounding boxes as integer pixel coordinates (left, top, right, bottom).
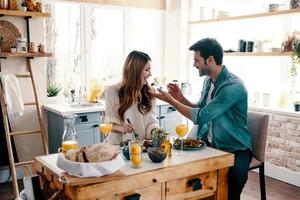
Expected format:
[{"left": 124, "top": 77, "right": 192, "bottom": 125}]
[
  {"left": 1, "top": 17, "right": 48, "bottom": 162},
  {"left": 163, "top": 0, "right": 190, "bottom": 82}
]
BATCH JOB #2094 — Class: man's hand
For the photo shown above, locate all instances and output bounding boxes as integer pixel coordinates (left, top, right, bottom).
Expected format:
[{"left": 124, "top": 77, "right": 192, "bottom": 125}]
[
  {"left": 150, "top": 87, "right": 174, "bottom": 104},
  {"left": 167, "top": 83, "right": 185, "bottom": 102}
]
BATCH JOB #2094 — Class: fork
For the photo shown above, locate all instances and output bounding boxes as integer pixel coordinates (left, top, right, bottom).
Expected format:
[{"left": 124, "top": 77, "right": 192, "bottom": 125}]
[{"left": 126, "top": 118, "right": 139, "bottom": 140}]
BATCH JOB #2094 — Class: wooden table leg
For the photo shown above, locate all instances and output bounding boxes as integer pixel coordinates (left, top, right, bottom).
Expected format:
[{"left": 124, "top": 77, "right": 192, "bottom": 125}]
[{"left": 216, "top": 168, "right": 229, "bottom": 200}]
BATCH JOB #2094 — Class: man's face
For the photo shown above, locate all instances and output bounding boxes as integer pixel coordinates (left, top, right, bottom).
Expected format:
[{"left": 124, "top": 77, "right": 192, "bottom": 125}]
[{"left": 193, "top": 51, "right": 211, "bottom": 77}]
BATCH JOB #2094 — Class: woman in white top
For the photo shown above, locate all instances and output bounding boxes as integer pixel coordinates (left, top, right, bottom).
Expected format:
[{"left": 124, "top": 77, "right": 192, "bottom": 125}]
[{"left": 105, "top": 50, "right": 159, "bottom": 145}]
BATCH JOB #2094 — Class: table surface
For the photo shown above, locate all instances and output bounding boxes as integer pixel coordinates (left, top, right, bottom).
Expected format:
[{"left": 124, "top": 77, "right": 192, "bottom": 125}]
[{"left": 35, "top": 146, "right": 233, "bottom": 180}]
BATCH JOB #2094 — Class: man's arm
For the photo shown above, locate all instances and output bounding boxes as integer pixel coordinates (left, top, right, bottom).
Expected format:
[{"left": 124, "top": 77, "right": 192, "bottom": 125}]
[{"left": 151, "top": 89, "right": 193, "bottom": 120}]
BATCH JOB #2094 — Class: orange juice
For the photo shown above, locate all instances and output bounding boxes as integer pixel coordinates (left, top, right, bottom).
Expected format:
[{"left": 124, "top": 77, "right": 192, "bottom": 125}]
[
  {"left": 99, "top": 123, "right": 113, "bottom": 135},
  {"left": 176, "top": 124, "right": 188, "bottom": 138},
  {"left": 62, "top": 140, "right": 78, "bottom": 153}
]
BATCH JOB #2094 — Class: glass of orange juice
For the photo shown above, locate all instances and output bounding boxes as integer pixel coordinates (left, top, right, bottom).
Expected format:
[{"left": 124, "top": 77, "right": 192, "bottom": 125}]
[
  {"left": 99, "top": 114, "right": 113, "bottom": 143},
  {"left": 175, "top": 118, "right": 189, "bottom": 155}
]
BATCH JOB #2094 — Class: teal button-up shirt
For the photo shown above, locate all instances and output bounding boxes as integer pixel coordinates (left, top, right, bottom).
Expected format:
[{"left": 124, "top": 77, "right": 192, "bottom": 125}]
[{"left": 190, "top": 66, "right": 252, "bottom": 153}]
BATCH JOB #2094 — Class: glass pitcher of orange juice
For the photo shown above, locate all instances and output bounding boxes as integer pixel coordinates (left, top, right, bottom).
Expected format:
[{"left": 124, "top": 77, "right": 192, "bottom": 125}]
[{"left": 61, "top": 114, "right": 78, "bottom": 153}]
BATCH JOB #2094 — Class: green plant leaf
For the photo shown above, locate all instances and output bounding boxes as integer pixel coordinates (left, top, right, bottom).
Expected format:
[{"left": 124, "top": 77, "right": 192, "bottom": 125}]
[{"left": 47, "top": 84, "right": 62, "bottom": 97}]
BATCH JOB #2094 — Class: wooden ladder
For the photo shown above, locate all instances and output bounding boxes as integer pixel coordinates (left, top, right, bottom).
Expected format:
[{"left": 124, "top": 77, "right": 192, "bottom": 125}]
[{"left": 0, "top": 58, "right": 48, "bottom": 197}]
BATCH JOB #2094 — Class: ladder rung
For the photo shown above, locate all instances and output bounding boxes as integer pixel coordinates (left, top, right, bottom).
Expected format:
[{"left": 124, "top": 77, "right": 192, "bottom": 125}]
[
  {"left": 10, "top": 129, "right": 41, "bottom": 136},
  {"left": 14, "top": 160, "right": 34, "bottom": 167},
  {"left": 15, "top": 74, "right": 31, "bottom": 78},
  {"left": 24, "top": 102, "right": 36, "bottom": 106}
]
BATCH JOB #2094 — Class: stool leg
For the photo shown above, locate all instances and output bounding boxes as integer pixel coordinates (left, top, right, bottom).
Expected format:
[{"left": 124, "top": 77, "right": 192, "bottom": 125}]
[{"left": 259, "top": 163, "right": 266, "bottom": 200}]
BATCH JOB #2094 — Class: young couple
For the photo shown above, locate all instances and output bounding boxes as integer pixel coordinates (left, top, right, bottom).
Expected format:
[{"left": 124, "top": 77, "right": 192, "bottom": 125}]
[{"left": 105, "top": 38, "right": 252, "bottom": 200}]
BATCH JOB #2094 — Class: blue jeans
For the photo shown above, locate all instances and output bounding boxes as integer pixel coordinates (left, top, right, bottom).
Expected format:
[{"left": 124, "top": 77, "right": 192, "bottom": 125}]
[{"left": 228, "top": 149, "right": 252, "bottom": 200}]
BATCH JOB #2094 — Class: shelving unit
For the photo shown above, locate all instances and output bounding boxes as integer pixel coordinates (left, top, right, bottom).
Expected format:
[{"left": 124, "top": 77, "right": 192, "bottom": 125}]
[
  {"left": 0, "top": 9, "right": 51, "bottom": 198},
  {"left": 187, "top": 1, "right": 300, "bottom": 112},
  {"left": 189, "top": 7, "right": 300, "bottom": 24},
  {"left": 0, "top": 52, "right": 52, "bottom": 57},
  {"left": 0, "top": 9, "right": 50, "bottom": 17},
  {"left": 224, "top": 52, "right": 292, "bottom": 56}
]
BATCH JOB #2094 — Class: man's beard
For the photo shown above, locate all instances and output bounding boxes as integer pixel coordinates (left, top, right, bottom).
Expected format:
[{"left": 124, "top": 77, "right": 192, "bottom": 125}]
[{"left": 199, "top": 68, "right": 209, "bottom": 77}]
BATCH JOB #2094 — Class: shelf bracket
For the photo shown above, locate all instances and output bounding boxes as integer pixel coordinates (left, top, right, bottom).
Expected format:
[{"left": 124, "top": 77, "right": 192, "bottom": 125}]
[
  {"left": 24, "top": 16, "right": 32, "bottom": 43},
  {"left": 0, "top": 57, "right": 7, "bottom": 71}
]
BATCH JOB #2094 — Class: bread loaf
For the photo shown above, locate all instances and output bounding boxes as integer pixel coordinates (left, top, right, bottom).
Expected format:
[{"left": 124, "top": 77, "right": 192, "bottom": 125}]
[{"left": 64, "top": 143, "right": 119, "bottom": 163}]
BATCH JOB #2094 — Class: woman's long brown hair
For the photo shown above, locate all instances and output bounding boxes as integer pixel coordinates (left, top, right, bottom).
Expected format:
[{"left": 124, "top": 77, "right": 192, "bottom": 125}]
[{"left": 118, "top": 50, "right": 153, "bottom": 122}]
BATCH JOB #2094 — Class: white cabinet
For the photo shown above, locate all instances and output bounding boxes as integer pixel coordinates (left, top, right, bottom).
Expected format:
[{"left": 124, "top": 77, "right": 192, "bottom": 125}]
[{"left": 157, "top": 105, "right": 185, "bottom": 137}]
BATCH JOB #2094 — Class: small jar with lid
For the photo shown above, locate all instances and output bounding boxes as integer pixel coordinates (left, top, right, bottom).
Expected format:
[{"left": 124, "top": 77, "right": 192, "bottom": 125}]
[
  {"left": 8, "top": 0, "right": 19, "bottom": 10},
  {"left": 0, "top": 0, "right": 8, "bottom": 9}
]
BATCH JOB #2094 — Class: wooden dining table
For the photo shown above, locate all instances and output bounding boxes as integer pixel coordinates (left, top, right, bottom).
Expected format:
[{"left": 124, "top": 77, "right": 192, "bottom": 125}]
[{"left": 34, "top": 147, "right": 234, "bottom": 200}]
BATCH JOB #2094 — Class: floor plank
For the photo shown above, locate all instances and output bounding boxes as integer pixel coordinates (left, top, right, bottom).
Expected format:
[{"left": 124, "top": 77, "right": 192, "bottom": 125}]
[{"left": 242, "top": 171, "right": 300, "bottom": 200}]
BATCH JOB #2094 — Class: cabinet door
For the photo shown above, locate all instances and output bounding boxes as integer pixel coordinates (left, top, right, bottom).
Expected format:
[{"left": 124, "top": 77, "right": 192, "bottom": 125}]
[
  {"left": 93, "top": 125, "right": 102, "bottom": 143},
  {"left": 75, "top": 124, "right": 95, "bottom": 147},
  {"left": 97, "top": 183, "right": 162, "bottom": 200},
  {"left": 166, "top": 171, "right": 217, "bottom": 200}
]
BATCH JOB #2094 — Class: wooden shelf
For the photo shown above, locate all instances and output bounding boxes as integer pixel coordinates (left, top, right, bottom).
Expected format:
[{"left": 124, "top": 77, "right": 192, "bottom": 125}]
[
  {"left": 224, "top": 52, "right": 292, "bottom": 56},
  {"left": 189, "top": 8, "right": 300, "bottom": 24},
  {"left": 0, "top": 52, "right": 52, "bottom": 58},
  {"left": 0, "top": 9, "right": 50, "bottom": 18}
]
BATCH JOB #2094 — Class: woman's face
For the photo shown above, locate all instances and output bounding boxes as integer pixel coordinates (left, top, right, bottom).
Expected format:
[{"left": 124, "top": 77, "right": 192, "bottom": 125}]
[{"left": 140, "top": 61, "right": 152, "bottom": 85}]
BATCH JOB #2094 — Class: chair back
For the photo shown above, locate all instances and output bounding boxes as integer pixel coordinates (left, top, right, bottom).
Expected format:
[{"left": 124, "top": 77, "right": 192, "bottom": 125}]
[{"left": 247, "top": 111, "right": 269, "bottom": 162}]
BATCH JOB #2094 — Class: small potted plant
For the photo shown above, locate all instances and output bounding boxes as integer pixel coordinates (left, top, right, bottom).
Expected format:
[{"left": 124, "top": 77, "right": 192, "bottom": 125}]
[
  {"left": 151, "top": 128, "right": 168, "bottom": 148},
  {"left": 290, "top": 40, "right": 300, "bottom": 78},
  {"left": 47, "top": 84, "right": 62, "bottom": 97},
  {"left": 10, "top": 45, "right": 17, "bottom": 53},
  {"left": 21, "top": 0, "right": 27, "bottom": 11}
]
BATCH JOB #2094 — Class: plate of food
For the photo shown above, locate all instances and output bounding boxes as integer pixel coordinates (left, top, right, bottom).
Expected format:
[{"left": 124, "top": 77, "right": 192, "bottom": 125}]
[{"left": 173, "top": 138, "right": 205, "bottom": 150}]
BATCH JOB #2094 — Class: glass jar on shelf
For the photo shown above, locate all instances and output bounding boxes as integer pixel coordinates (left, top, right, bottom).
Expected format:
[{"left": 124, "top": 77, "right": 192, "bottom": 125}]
[
  {"left": 8, "top": 0, "right": 19, "bottom": 10},
  {"left": 61, "top": 114, "right": 78, "bottom": 153},
  {"left": 0, "top": 0, "right": 8, "bottom": 9}
]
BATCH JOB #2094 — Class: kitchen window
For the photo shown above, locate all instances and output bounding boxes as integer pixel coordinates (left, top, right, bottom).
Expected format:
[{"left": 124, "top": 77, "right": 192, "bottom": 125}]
[{"left": 47, "top": 1, "right": 164, "bottom": 96}]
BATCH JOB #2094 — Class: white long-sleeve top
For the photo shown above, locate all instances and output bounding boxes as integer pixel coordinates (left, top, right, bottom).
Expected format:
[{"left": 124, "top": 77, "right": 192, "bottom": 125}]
[{"left": 105, "top": 83, "right": 158, "bottom": 145}]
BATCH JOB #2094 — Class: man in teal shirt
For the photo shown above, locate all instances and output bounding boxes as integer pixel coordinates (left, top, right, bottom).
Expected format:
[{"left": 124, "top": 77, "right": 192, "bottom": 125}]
[{"left": 152, "top": 38, "right": 252, "bottom": 200}]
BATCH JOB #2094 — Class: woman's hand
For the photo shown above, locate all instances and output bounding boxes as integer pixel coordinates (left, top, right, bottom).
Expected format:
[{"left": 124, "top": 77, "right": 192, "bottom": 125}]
[
  {"left": 113, "top": 123, "right": 134, "bottom": 134},
  {"left": 167, "top": 83, "right": 185, "bottom": 102}
]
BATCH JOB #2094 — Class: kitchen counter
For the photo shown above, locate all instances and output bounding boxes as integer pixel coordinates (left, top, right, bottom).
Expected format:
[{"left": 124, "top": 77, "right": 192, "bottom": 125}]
[{"left": 43, "top": 101, "right": 105, "bottom": 115}]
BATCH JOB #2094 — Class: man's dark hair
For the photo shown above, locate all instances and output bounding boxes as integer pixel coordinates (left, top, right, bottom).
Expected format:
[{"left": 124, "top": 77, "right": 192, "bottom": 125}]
[{"left": 189, "top": 38, "right": 223, "bottom": 65}]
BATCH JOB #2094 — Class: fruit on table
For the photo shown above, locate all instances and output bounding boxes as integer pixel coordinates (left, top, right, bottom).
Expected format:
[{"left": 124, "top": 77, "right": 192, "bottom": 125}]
[
  {"left": 131, "top": 154, "right": 142, "bottom": 167},
  {"left": 130, "top": 143, "right": 141, "bottom": 155}
]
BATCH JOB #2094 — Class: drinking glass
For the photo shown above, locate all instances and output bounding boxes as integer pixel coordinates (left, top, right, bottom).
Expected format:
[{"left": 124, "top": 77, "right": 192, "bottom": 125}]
[
  {"left": 99, "top": 114, "right": 112, "bottom": 143},
  {"left": 175, "top": 118, "right": 189, "bottom": 155}
]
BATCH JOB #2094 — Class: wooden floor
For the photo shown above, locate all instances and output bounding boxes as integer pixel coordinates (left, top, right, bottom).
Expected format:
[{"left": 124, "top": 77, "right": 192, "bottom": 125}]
[
  {"left": 241, "top": 171, "right": 300, "bottom": 200},
  {"left": 0, "top": 171, "right": 299, "bottom": 200}
]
